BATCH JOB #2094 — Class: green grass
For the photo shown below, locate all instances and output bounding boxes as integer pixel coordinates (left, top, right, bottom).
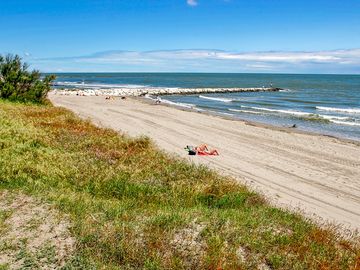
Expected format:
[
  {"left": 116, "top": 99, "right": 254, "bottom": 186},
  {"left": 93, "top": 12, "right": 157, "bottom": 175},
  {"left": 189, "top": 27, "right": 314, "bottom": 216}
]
[{"left": 0, "top": 99, "right": 359, "bottom": 269}]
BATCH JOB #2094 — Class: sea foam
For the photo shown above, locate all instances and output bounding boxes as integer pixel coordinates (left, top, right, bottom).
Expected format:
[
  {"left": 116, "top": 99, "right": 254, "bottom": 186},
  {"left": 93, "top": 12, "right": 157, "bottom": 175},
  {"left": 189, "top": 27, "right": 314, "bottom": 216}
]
[
  {"left": 329, "top": 120, "right": 360, "bottom": 126},
  {"left": 199, "top": 95, "right": 233, "bottom": 103},
  {"left": 316, "top": 106, "right": 360, "bottom": 114},
  {"left": 320, "top": 115, "right": 353, "bottom": 121},
  {"left": 155, "top": 99, "right": 196, "bottom": 109},
  {"left": 247, "top": 106, "right": 312, "bottom": 116}
]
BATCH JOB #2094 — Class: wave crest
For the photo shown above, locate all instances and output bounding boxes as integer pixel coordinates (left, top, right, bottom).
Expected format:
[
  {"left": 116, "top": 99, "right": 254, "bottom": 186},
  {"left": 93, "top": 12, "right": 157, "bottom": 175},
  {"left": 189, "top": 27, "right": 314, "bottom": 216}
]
[
  {"left": 199, "top": 95, "right": 233, "bottom": 103},
  {"left": 329, "top": 120, "right": 360, "bottom": 126},
  {"left": 316, "top": 106, "right": 360, "bottom": 114}
]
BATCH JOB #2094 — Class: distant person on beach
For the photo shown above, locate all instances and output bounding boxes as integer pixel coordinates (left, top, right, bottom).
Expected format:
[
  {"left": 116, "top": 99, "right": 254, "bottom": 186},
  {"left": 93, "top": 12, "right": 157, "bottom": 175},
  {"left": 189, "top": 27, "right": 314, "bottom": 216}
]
[
  {"left": 155, "top": 96, "right": 161, "bottom": 104},
  {"left": 196, "top": 144, "right": 219, "bottom": 155},
  {"left": 185, "top": 144, "right": 219, "bottom": 156},
  {"left": 195, "top": 144, "right": 208, "bottom": 152}
]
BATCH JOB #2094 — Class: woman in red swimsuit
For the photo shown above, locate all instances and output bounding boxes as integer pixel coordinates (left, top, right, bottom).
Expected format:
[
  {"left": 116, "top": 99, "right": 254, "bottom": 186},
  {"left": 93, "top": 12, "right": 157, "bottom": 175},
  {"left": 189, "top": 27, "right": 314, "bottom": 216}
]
[{"left": 195, "top": 144, "right": 219, "bottom": 156}]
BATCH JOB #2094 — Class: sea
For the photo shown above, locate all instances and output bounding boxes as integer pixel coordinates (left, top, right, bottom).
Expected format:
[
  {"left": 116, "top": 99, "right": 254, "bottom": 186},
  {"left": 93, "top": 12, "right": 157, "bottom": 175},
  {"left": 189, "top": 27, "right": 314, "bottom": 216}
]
[{"left": 53, "top": 73, "right": 360, "bottom": 141}]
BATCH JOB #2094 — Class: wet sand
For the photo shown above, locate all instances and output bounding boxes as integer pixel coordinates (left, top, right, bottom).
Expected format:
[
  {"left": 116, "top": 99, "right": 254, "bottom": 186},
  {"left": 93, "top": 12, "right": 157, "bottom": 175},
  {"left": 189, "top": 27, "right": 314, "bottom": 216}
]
[{"left": 50, "top": 93, "right": 360, "bottom": 232}]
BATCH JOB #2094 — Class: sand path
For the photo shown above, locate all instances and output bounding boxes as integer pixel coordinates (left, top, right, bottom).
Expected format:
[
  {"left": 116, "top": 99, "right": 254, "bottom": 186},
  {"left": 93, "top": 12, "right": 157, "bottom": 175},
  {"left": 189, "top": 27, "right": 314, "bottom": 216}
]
[{"left": 50, "top": 94, "right": 360, "bottom": 231}]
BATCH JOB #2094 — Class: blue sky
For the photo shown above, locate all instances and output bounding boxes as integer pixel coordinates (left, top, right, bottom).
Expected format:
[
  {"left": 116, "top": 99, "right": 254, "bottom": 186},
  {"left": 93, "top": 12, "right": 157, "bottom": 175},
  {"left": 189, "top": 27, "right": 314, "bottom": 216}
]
[{"left": 1, "top": 0, "right": 359, "bottom": 73}]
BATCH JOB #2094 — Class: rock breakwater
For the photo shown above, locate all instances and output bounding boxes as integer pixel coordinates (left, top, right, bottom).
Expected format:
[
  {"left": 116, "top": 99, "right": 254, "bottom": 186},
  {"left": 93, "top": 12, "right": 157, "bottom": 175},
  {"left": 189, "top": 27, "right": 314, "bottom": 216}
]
[{"left": 53, "top": 87, "right": 282, "bottom": 97}]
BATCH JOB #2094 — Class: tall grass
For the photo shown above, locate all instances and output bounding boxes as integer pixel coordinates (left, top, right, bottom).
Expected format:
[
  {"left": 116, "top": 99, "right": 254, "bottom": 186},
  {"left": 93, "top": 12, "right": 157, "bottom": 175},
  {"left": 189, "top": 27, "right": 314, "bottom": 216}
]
[{"left": 0, "top": 99, "right": 358, "bottom": 269}]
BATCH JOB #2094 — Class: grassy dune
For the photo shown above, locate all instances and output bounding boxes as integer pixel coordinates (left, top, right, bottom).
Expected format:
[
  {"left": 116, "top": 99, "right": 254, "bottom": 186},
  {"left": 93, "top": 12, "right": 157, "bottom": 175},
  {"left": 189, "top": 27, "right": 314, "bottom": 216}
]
[{"left": 0, "top": 99, "right": 359, "bottom": 269}]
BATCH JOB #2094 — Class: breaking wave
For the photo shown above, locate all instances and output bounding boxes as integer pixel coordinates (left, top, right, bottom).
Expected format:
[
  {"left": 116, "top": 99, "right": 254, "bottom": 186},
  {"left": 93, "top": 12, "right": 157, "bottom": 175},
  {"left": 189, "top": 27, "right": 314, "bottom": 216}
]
[
  {"left": 329, "top": 120, "right": 360, "bottom": 126},
  {"left": 199, "top": 95, "right": 233, "bottom": 103},
  {"left": 145, "top": 96, "right": 196, "bottom": 109},
  {"left": 316, "top": 106, "right": 360, "bottom": 114},
  {"left": 229, "top": 106, "right": 359, "bottom": 125},
  {"left": 246, "top": 106, "right": 312, "bottom": 116}
]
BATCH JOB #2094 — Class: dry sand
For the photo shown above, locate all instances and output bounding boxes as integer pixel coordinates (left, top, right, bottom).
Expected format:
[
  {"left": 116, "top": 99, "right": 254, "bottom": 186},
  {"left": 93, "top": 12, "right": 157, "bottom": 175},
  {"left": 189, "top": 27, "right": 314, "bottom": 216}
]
[{"left": 49, "top": 93, "right": 360, "bottom": 232}]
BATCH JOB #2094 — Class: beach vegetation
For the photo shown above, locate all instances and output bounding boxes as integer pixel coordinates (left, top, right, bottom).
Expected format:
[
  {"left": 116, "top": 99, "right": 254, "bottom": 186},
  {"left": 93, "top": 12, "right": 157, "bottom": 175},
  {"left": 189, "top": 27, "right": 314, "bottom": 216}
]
[
  {"left": 0, "top": 54, "right": 55, "bottom": 103},
  {"left": 0, "top": 99, "right": 358, "bottom": 269},
  {"left": 299, "top": 113, "right": 331, "bottom": 123}
]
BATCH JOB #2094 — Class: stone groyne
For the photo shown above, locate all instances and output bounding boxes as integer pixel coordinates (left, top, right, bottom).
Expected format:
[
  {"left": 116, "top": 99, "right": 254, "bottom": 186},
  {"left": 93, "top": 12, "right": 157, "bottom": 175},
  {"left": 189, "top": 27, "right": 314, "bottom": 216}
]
[{"left": 53, "top": 87, "right": 282, "bottom": 97}]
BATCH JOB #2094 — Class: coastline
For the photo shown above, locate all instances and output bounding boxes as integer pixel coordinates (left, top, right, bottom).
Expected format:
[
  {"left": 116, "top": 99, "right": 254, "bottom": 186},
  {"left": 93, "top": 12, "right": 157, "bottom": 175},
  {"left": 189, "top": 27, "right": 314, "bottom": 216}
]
[
  {"left": 137, "top": 95, "right": 360, "bottom": 146},
  {"left": 49, "top": 92, "right": 360, "bottom": 232},
  {"left": 53, "top": 85, "right": 360, "bottom": 142}
]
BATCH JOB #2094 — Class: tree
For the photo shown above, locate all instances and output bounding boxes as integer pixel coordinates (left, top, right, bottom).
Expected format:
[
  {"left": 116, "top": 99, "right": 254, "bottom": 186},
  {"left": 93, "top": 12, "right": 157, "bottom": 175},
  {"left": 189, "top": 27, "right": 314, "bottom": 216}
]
[{"left": 0, "top": 54, "right": 56, "bottom": 103}]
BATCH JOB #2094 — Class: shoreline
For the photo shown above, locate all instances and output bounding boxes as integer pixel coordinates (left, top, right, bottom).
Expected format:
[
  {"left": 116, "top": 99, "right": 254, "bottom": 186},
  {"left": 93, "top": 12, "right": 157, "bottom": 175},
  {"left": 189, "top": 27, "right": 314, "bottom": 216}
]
[
  {"left": 53, "top": 87, "right": 360, "bottom": 143},
  {"left": 137, "top": 96, "right": 360, "bottom": 146},
  {"left": 49, "top": 92, "right": 360, "bottom": 232}
]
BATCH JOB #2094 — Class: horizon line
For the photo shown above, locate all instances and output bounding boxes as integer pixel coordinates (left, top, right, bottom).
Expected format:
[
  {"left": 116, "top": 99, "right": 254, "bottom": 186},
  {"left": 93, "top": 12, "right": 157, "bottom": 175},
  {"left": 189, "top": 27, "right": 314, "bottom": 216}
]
[{"left": 44, "top": 71, "right": 360, "bottom": 76}]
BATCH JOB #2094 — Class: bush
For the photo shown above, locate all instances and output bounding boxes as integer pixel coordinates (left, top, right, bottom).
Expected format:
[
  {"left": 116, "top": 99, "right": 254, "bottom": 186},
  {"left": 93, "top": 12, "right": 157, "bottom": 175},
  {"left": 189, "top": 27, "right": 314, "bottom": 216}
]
[{"left": 0, "top": 54, "right": 56, "bottom": 103}]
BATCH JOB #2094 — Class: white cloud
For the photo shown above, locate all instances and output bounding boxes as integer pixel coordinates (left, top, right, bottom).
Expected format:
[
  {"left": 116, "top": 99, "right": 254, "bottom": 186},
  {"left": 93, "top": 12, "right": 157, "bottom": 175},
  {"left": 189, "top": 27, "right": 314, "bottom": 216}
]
[
  {"left": 77, "top": 49, "right": 360, "bottom": 64},
  {"left": 187, "top": 0, "right": 198, "bottom": 7},
  {"left": 31, "top": 49, "right": 360, "bottom": 73}
]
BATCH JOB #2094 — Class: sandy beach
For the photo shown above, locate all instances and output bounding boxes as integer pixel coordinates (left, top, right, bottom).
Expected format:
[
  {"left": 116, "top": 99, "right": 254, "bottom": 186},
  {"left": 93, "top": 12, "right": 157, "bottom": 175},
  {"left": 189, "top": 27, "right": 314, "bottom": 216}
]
[{"left": 50, "top": 93, "right": 360, "bottom": 232}]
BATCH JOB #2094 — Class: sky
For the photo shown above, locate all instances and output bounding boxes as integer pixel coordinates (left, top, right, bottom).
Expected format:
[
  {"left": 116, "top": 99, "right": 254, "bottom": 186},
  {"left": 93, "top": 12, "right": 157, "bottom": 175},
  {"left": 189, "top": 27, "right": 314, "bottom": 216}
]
[{"left": 0, "top": 0, "right": 359, "bottom": 73}]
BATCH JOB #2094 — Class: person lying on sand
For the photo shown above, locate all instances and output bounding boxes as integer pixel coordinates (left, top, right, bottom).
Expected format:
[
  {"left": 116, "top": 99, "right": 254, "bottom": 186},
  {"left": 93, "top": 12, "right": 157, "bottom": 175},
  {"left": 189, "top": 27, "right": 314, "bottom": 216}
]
[
  {"left": 197, "top": 148, "right": 219, "bottom": 156},
  {"left": 195, "top": 144, "right": 208, "bottom": 152},
  {"left": 185, "top": 144, "right": 219, "bottom": 156}
]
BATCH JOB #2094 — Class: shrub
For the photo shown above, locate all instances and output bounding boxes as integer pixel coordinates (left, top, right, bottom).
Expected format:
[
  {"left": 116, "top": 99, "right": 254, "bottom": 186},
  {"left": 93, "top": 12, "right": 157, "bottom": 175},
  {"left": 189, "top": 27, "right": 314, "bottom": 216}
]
[{"left": 0, "top": 54, "right": 55, "bottom": 103}]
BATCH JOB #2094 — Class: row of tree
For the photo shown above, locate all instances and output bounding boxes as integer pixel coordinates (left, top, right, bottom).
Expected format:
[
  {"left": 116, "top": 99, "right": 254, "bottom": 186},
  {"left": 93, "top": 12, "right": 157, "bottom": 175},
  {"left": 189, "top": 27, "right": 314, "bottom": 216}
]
[{"left": 0, "top": 54, "right": 55, "bottom": 103}]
